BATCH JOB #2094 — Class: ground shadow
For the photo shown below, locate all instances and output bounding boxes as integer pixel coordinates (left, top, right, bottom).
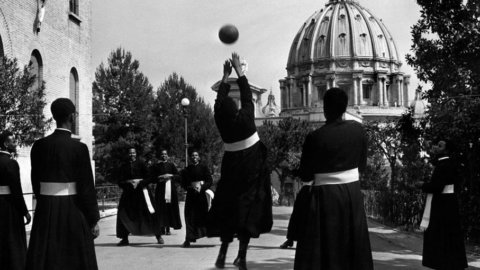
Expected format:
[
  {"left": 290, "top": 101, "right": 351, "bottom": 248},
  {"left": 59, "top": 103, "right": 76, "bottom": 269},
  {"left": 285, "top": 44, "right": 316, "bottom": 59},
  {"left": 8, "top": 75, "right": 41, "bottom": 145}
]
[
  {"left": 205, "top": 256, "right": 294, "bottom": 270},
  {"left": 267, "top": 228, "right": 288, "bottom": 237},
  {"left": 272, "top": 213, "right": 291, "bottom": 221},
  {"left": 249, "top": 245, "right": 295, "bottom": 251}
]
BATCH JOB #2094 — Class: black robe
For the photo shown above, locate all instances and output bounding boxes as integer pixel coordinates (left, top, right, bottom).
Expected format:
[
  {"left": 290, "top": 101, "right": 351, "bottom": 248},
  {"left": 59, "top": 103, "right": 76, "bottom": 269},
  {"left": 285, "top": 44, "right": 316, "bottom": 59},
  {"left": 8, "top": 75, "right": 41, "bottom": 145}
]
[
  {"left": 27, "top": 129, "right": 99, "bottom": 270},
  {"left": 285, "top": 184, "right": 311, "bottom": 241},
  {"left": 208, "top": 76, "right": 273, "bottom": 240},
  {"left": 149, "top": 161, "right": 182, "bottom": 230},
  {"left": 0, "top": 151, "right": 28, "bottom": 270},
  {"left": 116, "top": 159, "right": 161, "bottom": 237},
  {"left": 421, "top": 156, "right": 468, "bottom": 270},
  {"left": 181, "top": 162, "right": 212, "bottom": 242},
  {"left": 295, "top": 120, "right": 373, "bottom": 270}
]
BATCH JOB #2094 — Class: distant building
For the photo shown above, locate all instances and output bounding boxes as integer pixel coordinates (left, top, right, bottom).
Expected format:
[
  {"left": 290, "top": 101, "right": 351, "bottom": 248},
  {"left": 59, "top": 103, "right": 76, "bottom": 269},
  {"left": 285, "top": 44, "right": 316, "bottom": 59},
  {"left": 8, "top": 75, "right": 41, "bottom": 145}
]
[
  {"left": 0, "top": 0, "right": 93, "bottom": 213},
  {"left": 279, "top": 0, "right": 411, "bottom": 123}
]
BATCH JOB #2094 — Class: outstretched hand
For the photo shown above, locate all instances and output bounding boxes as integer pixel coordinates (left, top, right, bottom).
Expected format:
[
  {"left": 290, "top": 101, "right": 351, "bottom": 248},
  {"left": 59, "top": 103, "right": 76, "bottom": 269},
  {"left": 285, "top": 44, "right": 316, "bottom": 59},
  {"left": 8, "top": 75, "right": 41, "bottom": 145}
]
[
  {"left": 230, "top": 52, "right": 244, "bottom": 77},
  {"left": 223, "top": 60, "right": 232, "bottom": 79}
]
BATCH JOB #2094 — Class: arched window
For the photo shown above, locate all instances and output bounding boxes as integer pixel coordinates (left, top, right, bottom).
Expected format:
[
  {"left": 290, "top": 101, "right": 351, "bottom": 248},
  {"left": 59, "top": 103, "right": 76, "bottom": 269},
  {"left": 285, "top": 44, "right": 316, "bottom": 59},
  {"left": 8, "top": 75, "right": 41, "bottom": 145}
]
[
  {"left": 0, "top": 35, "right": 4, "bottom": 58},
  {"left": 69, "top": 0, "right": 79, "bottom": 15},
  {"left": 70, "top": 67, "right": 79, "bottom": 134},
  {"left": 29, "top": 50, "right": 43, "bottom": 90}
]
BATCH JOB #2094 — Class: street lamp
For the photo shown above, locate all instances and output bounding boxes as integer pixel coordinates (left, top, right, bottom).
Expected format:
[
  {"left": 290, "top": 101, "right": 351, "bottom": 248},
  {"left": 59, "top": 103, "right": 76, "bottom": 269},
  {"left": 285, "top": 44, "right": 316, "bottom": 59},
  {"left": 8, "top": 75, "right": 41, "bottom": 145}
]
[{"left": 181, "top": 97, "right": 190, "bottom": 167}]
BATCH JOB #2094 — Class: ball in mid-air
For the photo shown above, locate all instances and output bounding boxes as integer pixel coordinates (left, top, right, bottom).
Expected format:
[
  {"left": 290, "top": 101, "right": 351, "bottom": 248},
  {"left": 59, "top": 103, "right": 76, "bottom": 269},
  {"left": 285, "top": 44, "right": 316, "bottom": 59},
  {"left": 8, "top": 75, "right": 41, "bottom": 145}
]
[{"left": 218, "top": 24, "right": 239, "bottom": 44}]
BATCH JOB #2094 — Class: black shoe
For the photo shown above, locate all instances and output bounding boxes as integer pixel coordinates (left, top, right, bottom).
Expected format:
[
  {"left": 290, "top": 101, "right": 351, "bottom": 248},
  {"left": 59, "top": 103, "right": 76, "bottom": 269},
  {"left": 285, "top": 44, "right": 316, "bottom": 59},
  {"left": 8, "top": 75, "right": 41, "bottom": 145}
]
[
  {"left": 279, "top": 239, "right": 294, "bottom": 249},
  {"left": 182, "top": 240, "right": 190, "bottom": 248},
  {"left": 215, "top": 253, "right": 226, "bottom": 268},
  {"left": 117, "top": 238, "right": 129, "bottom": 246},
  {"left": 233, "top": 257, "right": 247, "bottom": 270},
  {"left": 156, "top": 236, "right": 164, "bottom": 244}
]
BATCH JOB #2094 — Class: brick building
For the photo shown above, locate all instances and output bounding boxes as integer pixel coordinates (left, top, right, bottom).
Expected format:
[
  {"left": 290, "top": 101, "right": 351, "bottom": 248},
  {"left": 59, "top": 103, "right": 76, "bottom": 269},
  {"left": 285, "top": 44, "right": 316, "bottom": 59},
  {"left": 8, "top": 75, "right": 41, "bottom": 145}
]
[{"left": 0, "top": 0, "right": 93, "bottom": 211}]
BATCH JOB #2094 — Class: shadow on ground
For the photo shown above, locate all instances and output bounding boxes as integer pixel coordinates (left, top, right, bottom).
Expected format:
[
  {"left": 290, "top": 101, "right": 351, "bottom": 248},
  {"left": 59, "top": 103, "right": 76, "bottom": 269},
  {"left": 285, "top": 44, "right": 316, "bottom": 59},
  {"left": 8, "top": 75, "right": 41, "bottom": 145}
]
[{"left": 205, "top": 256, "right": 294, "bottom": 270}]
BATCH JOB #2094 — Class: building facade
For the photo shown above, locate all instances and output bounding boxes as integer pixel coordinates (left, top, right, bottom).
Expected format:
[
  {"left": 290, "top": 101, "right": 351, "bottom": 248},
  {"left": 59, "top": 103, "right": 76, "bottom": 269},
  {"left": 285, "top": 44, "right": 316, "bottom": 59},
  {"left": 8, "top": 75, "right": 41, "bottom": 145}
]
[
  {"left": 0, "top": 0, "right": 93, "bottom": 211},
  {"left": 280, "top": 0, "right": 411, "bottom": 122}
]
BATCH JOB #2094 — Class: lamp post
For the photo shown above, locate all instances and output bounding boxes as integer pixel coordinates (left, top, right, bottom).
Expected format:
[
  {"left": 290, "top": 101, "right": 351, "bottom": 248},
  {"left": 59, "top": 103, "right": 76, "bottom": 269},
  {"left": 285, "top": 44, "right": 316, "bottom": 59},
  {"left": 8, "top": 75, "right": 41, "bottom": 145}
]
[{"left": 181, "top": 97, "right": 190, "bottom": 167}]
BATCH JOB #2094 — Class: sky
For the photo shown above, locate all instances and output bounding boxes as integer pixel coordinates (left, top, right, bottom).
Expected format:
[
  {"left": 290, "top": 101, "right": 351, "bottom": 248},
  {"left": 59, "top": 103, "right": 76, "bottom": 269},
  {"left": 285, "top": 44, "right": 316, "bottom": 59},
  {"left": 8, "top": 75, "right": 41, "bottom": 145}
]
[{"left": 92, "top": 0, "right": 421, "bottom": 107}]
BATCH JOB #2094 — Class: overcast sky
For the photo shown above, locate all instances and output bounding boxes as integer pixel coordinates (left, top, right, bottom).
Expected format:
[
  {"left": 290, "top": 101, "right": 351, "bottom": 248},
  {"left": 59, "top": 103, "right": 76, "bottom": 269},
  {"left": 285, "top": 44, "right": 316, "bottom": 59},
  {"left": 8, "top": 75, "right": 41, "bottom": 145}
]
[{"left": 92, "top": 0, "right": 421, "bottom": 106}]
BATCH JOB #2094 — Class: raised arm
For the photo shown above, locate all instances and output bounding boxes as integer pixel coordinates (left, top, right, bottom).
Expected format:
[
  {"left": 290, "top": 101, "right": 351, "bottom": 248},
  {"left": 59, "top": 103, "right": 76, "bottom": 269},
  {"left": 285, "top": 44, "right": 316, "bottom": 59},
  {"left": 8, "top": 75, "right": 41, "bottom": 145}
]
[
  {"left": 231, "top": 52, "right": 254, "bottom": 117},
  {"left": 214, "top": 60, "right": 232, "bottom": 110}
]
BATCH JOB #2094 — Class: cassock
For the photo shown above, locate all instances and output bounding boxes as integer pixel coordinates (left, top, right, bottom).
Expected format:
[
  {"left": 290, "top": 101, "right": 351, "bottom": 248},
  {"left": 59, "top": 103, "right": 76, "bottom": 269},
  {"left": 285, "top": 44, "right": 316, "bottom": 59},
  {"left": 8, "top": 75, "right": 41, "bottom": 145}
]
[
  {"left": 0, "top": 150, "right": 28, "bottom": 270},
  {"left": 208, "top": 76, "right": 273, "bottom": 240},
  {"left": 116, "top": 159, "right": 161, "bottom": 237},
  {"left": 294, "top": 120, "right": 373, "bottom": 270},
  {"left": 285, "top": 184, "right": 311, "bottom": 242},
  {"left": 182, "top": 162, "right": 212, "bottom": 242},
  {"left": 421, "top": 156, "right": 468, "bottom": 270},
  {"left": 26, "top": 129, "right": 99, "bottom": 270},
  {"left": 150, "top": 161, "right": 182, "bottom": 230}
]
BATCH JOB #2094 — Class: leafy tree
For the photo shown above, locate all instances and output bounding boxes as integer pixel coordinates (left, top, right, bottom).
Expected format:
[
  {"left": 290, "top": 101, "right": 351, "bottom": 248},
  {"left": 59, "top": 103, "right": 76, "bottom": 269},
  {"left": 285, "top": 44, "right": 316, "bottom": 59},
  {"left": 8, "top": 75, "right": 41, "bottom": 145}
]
[
  {"left": 258, "top": 117, "right": 312, "bottom": 203},
  {"left": 152, "top": 73, "right": 222, "bottom": 172},
  {"left": 92, "top": 48, "right": 154, "bottom": 183},
  {"left": 0, "top": 56, "right": 50, "bottom": 146},
  {"left": 407, "top": 0, "right": 480, "bottom": 241}
]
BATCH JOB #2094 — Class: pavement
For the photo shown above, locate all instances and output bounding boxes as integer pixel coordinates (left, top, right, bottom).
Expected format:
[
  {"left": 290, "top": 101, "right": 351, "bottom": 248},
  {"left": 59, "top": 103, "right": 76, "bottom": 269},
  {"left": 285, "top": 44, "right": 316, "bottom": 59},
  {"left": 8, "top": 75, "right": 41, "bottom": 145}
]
[{"left": 95, "top": 203, "right": 480, "bottom": 270}]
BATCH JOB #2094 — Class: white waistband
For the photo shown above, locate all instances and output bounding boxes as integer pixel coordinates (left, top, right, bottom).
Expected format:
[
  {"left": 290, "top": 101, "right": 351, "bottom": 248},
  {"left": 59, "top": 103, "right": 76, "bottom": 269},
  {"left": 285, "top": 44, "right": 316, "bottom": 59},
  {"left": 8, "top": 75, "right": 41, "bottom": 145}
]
[
  {"left": 442, "top": 184, "right": 454, "bottom": 194},
  {"left": 224, "top": 132, "right": 260, "bottom": 152},
  {"left": 313, "top": 168, "right": 359, "bottom": 186},
  {"left": 0, "top": 186, "right": 11, "bottom": 195},
  {"left": 40, "top": 182, "right": 77, "bottom": 196}
]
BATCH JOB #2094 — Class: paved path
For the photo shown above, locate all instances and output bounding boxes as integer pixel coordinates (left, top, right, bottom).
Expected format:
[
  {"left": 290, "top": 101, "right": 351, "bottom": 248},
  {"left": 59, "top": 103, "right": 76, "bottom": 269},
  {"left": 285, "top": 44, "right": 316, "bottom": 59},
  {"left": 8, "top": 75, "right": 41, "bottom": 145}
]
[{"left": 95, "top": 203, "right": 480, "bottom": 270}]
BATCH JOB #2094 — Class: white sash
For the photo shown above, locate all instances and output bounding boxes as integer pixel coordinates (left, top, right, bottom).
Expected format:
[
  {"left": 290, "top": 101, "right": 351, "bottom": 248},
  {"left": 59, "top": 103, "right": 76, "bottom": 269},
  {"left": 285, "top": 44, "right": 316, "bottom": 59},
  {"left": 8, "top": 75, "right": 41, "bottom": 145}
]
[
  {"left": 0, "top": 186, "right": 11, "bottom": 195},
  {"left": 40, "top": 182, "right": 77, "bottom": 196},
  {"left": 420, "top": 184, "right": 454, "bottom": 230},
  {"left": 205, "top": 189, "right": 214, "bottom": 210},
  {"left": 313, "top": 168, "right": 359, "bottom": 186},
  {"left": 224, "top": 132, "right": 260, "bottom": 152},
  {"left": 128, "top": 179, "right": 155, "bottom": 214},
  {"left": 165, "top": 179, "right": 171, "bottom": 203}
]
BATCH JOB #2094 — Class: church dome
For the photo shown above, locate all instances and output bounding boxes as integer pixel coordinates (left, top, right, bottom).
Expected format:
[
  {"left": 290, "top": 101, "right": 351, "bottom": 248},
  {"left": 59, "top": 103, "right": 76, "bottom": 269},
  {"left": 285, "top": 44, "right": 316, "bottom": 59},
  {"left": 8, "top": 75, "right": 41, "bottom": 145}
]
[{"left": 287, "top": 0, "right": 401, "bottom": 71}]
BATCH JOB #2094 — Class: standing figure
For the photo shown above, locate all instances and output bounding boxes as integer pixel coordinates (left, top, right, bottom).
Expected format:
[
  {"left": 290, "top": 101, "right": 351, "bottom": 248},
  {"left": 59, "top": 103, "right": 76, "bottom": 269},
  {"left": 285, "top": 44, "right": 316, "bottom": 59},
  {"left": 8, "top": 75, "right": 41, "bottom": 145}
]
[
  {"left": 0, "top": 131, "right": 31, "bottom": 270},
  {"left": 418, "top": 140, "right": 468, "bottom": 270},
  {"left": 294, "top": 88, "right": 373, "bottom": 270},
  {"left": 150, "top": 149, "right": 182, "bottom": 240},
  {"left": 209, "top": 53, "right": 273, "bottom": 270},
  {"left": 116, "top": 147, "right": 161, "bottom": 246},
  {"left": 181, "top": 150, "right": 213, "bottom": 247},
  {"left": 27, "top": 98, "right": 100, "bottom": 270}
]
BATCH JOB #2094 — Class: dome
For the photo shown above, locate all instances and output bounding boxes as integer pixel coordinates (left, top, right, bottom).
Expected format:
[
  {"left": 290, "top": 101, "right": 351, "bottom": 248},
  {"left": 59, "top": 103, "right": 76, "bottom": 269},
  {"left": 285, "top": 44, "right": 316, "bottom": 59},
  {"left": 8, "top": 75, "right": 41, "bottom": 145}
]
[
  {"left": 287, "top": 0, "right": 401, "bottom": 70},
  {"left": 279, "top": 0, "right": 411, "bottom": 122}
]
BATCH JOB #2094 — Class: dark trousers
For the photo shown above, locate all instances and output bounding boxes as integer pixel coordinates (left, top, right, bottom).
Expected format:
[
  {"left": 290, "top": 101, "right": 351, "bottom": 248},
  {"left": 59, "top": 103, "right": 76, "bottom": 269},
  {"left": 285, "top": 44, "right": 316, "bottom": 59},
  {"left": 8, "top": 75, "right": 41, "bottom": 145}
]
[{"left": 220, "top": 229, "right": 251, "bottom": 243}]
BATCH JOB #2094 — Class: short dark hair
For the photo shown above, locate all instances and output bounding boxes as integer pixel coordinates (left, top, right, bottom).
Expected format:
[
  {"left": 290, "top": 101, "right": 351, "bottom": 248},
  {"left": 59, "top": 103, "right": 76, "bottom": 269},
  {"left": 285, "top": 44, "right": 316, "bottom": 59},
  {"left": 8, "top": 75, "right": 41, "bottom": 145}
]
[
  {"left": 51, "top": 98, "right": 75, "bottom": 123},
  {"left": 0, "top": 131, "right": 13, "bottom": 150},
  {"left": 324, "top": 88, "right": 348, "bottom": 120}
]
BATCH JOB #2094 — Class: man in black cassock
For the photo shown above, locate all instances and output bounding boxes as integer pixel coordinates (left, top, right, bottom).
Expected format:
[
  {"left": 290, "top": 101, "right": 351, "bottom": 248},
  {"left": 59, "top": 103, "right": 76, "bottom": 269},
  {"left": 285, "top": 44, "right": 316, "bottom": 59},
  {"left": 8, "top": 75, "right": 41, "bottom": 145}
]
[
  {"left": 181, "top": 150, "right": 213, "bottom": 247},
  {"left": 26, "top": 98, "right": 100, "bottom": 270},
  {"left": 150, "top": 149, "right": 182, "bottom": 240},
  {"left": 0, "top": 131, "right": 31, "bottom": 270},
  {"left": 418, "top": 140, "right": 468, "bottom": 270},
  {"left": 208, "top": 53, "right": 272, "bottom": 270},
  {"left": 294, "top": 88, "right": 373, "bottom": 270},
  {"left": 116, "top": 147, "right": 161, "bottom": 246}
]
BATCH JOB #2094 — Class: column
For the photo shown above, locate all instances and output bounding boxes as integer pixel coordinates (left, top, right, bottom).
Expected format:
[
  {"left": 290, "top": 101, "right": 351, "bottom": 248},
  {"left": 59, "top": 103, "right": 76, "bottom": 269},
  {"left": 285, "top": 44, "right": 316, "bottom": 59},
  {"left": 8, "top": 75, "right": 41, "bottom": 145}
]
[
  {"left": 377, "top": 78, "right": 383, "bottom": 106},
  {"left": 353, "top": 78, "right": 358, "bottom": 106},
  {"left": 359, "top": 79, "right": 365, "bottom": 105},
  {"left": 397, "top": 78, "right": 402, "bottom": 107}
]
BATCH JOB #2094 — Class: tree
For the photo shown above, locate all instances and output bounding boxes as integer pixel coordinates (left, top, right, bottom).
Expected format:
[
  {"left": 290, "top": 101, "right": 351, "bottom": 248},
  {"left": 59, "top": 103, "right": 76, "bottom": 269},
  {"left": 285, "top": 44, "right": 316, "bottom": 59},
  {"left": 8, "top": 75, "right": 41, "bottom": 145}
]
[
  {"left": 152, "top": 73, "right": 222, "bottom": 172},
  {"left": 258, "top": 118, "right": 312, "bottom": 203},
  {"left": 407, "top": 0, "right": 480, "bottom": 241},
  {"left": 0, "top": 56, "right": 50, "bottom": 147},
  {"left": 92, "top": 48, "right": 155, "bottom": 183}
]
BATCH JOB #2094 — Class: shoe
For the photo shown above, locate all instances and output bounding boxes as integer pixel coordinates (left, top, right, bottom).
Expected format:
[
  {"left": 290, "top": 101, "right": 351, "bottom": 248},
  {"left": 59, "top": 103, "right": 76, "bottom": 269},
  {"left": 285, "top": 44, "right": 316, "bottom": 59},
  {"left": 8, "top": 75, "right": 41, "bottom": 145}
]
[
  {"left": 156, "top": 236, "right": 164, "bottom": 244},
  {"left": 165, "top": 230, "right": 171, "bottom": 235},
  {"left": 233, "top": 257, "right": 247, "bottom": 270},
  {"left": 182, "top": 240, "right": 190, "bottom": 248},
  {"left": 117, "top": 238, "right": 129, "bottom": 246},
  {"left": 279, "top": 239, "right": 294, "bottom": 249},
  {"left": 215, "top": 253, "right": 226, "bottom": 268}
]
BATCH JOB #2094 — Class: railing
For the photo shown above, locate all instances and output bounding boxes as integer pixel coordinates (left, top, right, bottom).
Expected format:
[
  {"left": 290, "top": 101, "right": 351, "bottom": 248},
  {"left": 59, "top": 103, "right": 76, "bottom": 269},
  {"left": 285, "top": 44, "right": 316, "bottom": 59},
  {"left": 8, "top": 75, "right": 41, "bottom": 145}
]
[{"left": 24, "top": 184, "right": 122, "bottom": 214}]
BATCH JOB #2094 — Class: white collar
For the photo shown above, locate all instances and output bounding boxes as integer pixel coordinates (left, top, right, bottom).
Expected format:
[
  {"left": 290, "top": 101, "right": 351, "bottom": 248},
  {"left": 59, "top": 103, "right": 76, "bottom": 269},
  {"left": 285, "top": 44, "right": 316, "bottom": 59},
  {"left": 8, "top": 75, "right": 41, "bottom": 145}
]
[
  {"left": 438, "top": 156, "right": 450, "bottom": 161},
  {"left": 0, "top": 150, "right": 11, "bottom": 156},
  {"left": 56, "top": 128, "right": 72, "bottom": 133}
]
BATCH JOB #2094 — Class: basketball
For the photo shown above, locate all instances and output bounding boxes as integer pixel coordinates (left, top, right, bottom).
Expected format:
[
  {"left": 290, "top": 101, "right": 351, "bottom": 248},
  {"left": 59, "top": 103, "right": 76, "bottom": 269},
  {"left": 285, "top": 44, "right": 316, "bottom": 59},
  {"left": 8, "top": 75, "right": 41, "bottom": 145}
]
[{"left": 218, "top": 24, "right": 239, "bottom": 44}]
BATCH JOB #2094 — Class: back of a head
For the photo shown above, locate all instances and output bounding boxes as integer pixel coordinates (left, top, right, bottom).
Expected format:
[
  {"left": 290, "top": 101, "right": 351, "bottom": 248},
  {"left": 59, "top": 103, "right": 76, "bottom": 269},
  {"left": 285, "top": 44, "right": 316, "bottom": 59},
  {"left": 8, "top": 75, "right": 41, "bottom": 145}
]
[
  {"left": 51, "top": 98, "right": 75, "bottom": 124},
  {"left": 217, "top": 97, "right": 238, "bottom": 121},
  {"left": 0, "top": 130, "right": 13, "bottom": 150},
  {"left": 323, "top": 88, "right": 348, "bottom": 121}
]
